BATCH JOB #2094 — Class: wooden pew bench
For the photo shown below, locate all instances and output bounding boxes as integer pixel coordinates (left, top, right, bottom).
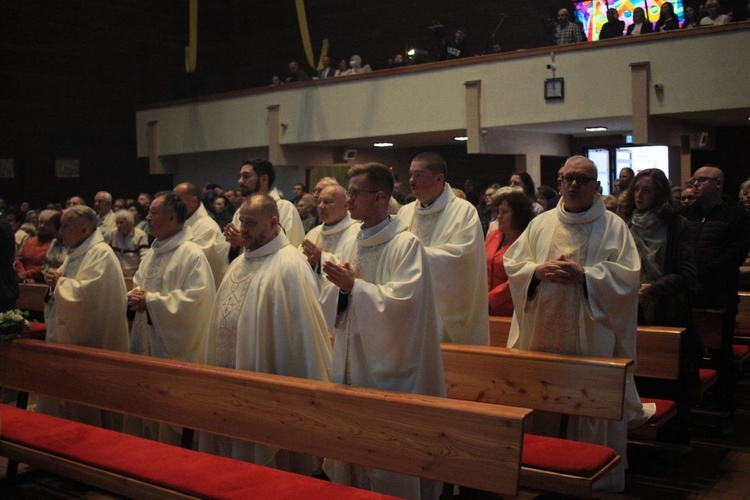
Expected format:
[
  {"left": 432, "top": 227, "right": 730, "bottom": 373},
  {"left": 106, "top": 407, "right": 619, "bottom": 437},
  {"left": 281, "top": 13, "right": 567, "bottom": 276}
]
[
  {"left": 441, "top": 343, "right": 632, "bottom": 498},
  {"left": 0, "top": 339, "right": 530, "bottom": 498},
  {"left": 488, "top": 317, "right": 695, "bottom": 445}
]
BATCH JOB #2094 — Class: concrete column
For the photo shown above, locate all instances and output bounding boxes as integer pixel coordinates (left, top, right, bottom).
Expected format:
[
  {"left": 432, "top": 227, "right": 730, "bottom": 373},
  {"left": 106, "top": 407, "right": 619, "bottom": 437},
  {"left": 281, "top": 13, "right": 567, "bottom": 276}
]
[
  {"left": 630, "top": 62, "right": 650, "bottom": 144},
  {"left": 464, "top": 80, "right": 484, "bottom": 154},
  {"left": 147, "top": 120, "right": 167, "bottom": 174}
]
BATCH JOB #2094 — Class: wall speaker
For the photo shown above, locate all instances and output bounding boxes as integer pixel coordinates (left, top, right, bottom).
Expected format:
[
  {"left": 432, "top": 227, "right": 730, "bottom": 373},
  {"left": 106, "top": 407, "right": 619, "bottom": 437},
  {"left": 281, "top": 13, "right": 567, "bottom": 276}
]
[
  {"left": 343, "top": 149, "right": 357, "bottom": 161},
  {"left": 698, "top": 132, "right": 709, "bottom": 147}
]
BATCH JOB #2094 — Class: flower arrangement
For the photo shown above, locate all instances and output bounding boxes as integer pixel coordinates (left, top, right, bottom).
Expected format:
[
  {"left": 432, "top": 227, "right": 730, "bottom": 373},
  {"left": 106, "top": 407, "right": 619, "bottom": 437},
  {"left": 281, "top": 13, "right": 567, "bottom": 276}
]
[{"left": 0, "top": 309, "right": 30, "bottom": 335}]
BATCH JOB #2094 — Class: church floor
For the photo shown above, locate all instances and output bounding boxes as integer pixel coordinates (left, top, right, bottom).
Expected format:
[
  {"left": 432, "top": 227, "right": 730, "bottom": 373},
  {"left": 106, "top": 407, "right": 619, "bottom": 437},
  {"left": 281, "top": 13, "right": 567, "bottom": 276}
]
[{"left": 2, "top": 377, "right": 750, "bottom": 499}]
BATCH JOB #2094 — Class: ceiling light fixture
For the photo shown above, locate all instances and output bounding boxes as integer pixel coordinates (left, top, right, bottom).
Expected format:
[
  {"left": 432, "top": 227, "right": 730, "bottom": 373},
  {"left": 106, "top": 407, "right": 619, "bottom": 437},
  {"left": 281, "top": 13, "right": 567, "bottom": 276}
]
[
  {"left": 454, "top": 136, "right": 468, "bottom": 141},
  {"left": 585, "top": 126, "right": 608, "bottom": 132},
  {"left": 373, "top": 142, "right": 393, "bottom": 147}
]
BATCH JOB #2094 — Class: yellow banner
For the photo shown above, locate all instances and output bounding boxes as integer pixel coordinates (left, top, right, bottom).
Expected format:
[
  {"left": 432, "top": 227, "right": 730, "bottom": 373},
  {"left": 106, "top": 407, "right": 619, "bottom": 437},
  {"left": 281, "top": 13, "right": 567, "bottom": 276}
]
[
  {"left": 295, "top": 0, "right": 328, "bottom": 70},
  {"left": 185, "top": 0, "right": 198, "bottom": 73}
]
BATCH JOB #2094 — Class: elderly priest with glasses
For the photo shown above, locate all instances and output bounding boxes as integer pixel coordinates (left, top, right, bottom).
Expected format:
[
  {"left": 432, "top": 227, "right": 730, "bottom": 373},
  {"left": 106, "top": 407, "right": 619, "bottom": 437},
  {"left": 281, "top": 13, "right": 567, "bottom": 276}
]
[{"left": 503, "top": 155, "right": 654, "bottom": 492}]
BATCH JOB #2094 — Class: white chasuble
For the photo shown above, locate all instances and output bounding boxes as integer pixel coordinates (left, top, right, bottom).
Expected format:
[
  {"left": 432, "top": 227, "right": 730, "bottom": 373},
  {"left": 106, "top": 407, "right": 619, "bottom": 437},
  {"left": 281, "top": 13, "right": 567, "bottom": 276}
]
[
  {"left": 200, "top": 233, "right": 332, "bottom": 474},
  {"left": 38, "top": 230, "right": 129, "bottom": 428},
  {"left": 398, "top": 185, "right": 489, "bottom": 345},
  {"left": 302, "top": 214, "right": 359, "bottom": 333},
  {"left": 184, "top": 204, "right": 230, "bottom": 288},
  {"left": 324, "top": 218, "right": 445, "bottom": 500},
  {"left": 504, "top": 195, "right": 654, "bottom": 492},
  {"left": 129, "top": 227, "right": 215, "bottom": 363}
]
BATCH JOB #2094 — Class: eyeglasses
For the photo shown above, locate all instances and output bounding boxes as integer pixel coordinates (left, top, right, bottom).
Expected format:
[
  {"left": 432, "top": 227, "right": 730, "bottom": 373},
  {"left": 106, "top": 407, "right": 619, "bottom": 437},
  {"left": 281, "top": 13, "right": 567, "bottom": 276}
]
[
  {"left": 346, "top": 188, "right": 380, "bottom": 199},
  {"left": 559, "top": 174, "right": 598, "bottom": 186},
  {"left": 691, "top": 176, "right": 719, "bottom": 185}
]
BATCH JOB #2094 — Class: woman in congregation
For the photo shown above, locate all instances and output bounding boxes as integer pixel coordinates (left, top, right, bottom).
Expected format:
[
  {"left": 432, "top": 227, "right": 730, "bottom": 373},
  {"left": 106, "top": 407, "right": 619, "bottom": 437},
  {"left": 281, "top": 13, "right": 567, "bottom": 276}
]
[
  {"left": 656, "top": 1, "right": 680, "bottom": 31},
  {"left": 485, "top": 188, "right": 534, "bottom": 317},
  {"left": 623, "top": 168, "right": 699, "bottom": 443}
]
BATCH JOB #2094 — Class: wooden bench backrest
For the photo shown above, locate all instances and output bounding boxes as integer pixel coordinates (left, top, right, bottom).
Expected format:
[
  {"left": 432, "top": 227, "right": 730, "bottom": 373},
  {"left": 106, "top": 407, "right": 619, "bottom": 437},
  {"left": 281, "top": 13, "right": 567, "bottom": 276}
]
[
  {"left": 15, "top": 283, "right": 48, "bottom": 313},
  {"left": 489, "top": 315, "right": 685, "bottom": 380},
  {"left": 0, "top": 339, "right": 530, "bottom": 496},
  {"left": 442, "top": 344, "right": 632, "bottom": 420},
  {"left": 737, "top": 291, "right": 750, "bottom": 331},
  {"left": 634, "top": 326, "right": 684, "bottom": 380}
]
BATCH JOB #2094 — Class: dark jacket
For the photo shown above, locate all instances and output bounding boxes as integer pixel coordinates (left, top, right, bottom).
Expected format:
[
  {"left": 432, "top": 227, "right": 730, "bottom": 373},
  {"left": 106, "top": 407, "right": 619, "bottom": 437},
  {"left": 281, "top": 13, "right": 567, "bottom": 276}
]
[{"left": 681, "top": 201, "right": 750, "bottom": 310}]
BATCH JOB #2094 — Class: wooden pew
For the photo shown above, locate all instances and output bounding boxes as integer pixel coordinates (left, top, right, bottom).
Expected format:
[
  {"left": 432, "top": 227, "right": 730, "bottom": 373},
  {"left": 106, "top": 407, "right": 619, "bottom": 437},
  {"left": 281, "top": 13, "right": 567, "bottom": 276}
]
[
  {"left": 0, "top": 339, "right": 530, "bottom": 498},
  {"left": 489, "top": 316, "right": 694, "bottom": 443},
  {"left": 14, "top": 283, "right": 48, "bottom": 313},
  {"left": 442, "top": 344, "right": 631, "bottom": 497}
]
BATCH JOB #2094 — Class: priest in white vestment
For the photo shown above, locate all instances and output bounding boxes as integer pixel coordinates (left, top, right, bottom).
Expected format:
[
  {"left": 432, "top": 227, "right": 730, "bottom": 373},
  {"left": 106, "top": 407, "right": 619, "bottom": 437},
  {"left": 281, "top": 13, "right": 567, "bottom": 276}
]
[
  {"left": 300, "top": 184, "right": 359, "bottom": 332},
  {"left": 173, "top": 182, "right": 230, "bottom": 288},
  {"left": 200, "top": 194, "right": 332, "bottom": 474},
  {"left": 125, "top": 193, "right": 216, "bottom": 444},
  {"left": 38, "top": 205, "right": 129, "bottom": 428},
  {"left": 322, "top": 163, "right": 445, "bottom": 500},
  {"left": 225, "top": 158, "right": 305, "bottom": 249},
  {"left": 504, "top": 156, "right": 654, "bottom": 492},
  {"left": 397, "top": 152, "right": 489, "bottom": 345}
]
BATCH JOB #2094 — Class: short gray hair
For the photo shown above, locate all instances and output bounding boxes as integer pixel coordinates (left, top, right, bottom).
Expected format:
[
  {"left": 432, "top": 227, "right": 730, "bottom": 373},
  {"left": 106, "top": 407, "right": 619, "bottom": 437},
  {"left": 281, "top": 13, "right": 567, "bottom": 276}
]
[{"left": 114, "top": 209, "right": 134, "bottom": 224}]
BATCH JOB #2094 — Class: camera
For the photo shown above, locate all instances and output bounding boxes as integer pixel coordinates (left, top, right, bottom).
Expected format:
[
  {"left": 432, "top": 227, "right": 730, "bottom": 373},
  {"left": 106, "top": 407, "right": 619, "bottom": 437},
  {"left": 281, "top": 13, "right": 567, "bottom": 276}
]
[{"left": 546, "top": 64, "right": 556, "bottom": 70}]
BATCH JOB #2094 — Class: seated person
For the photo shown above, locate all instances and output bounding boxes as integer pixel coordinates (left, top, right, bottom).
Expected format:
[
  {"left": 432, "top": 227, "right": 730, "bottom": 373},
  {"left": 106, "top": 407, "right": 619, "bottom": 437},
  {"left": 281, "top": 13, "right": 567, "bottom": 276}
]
[
  {"left": 15, "top": 210, "right": 59, "bottom": 283},
  {"left": 700, "top": 0, "right": 729, "bottom": 25},
  {"left": 627, "top": 7, "right": 654, "bottom": 35},
  {"left": 341, "top": 55, "right": 371, "bottom": 75},
  {"left": 485, "top": 189, "right": 534, "bottom": 316},
  {"left": 656, "top": 2, "right": 680, "bottom": 31},
  {"left": 108, "top": 210, "right": 149, "bottom": 277},
  {"left": 599, "top": 8, "right": 625, "bottom": 39}
]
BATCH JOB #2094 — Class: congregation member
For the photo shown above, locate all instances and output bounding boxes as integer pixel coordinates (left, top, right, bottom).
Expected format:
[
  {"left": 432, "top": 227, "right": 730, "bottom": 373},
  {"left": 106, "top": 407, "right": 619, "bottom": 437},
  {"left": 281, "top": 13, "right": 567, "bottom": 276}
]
[
  {"left": 555, "top": 8, "right": 584, "bottom": 44},
  {"left": 599, "top": 8, "right": 625, "bottom": 39},
  {"left": 504, "top": 155, "right": 654, "bottom": 492},
  {"left": 43, "top": 213, "right": 67, "bottom": 272},
  {"left": 700, "top": 0, "right": 729, "bottom": 25},
  {"left": 200, "top": 194, "right": 331, "bottom": 474},
  {"left": 397, "top": 152, "right": 489, "bottom": 345},
  {"left": 224, "top": 158, "right": 305, "bottom": 249},
  {"left": 107, "top": 209, "right": 149, "bottom": 277},
  {"left": 65, "top": 195, "right": 85, "bottom": 208},
  {"left": 485, "top": 189, "right": 534, "bottom": 316},
  {"left": 627, "top": 7, "right": 654, "bottom": 35},
  {"left": 297, "top": 193, "right": 318, "bottom": 233},
  {"left": 682, "top": 164, "right": 750, "bottom": 433},
  {"left": 623, "top": 169, "right": 699, "bottom": 443},
  {"left": 125, "top": 192, "right": 215, "bottom": 444},
  {"left": 300, "top": 184, "right": 359, "bottom": 331},
  {"left": 173, "top": 182, "right": 230, "bottom": 287},
  {"left": 15, "top": 209, "right": 59, "bottom": 283},
  {"left": 93, "top": 191, "right": 116, "bottom": 234},
  {"left": 38, "top": 205, "right": 129, "bottom": 428},
  {"left": 322, "top": 163, "right": 444, "bottom": 499}
]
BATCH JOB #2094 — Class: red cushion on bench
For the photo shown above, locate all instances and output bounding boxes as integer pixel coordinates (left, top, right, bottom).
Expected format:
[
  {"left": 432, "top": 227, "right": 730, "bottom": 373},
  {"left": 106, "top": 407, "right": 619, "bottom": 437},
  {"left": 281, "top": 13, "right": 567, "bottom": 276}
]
[
  {"left": 0, "top": 404, "right": 393, "bottom": 499},
  {"left": 522, "top": 434, "right": 617, "bottom": 478},
  {"left": 733, "top": 344, "right": 750, "bottom": 360},
  {"left": 26, "top": 322, "right": 46, "bottom": 335},
  {"left": 639, "top": 397, "right": 676, "bottom": 425},
  {"left": 699, "top": 368, "right": 717, "bottom": 385}
]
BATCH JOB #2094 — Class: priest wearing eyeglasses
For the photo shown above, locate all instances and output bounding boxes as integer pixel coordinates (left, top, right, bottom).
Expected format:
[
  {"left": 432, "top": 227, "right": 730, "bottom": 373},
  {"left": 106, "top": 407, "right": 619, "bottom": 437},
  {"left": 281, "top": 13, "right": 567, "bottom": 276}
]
[{"left": 503, "top": 155, "right": 654, "bottom": 492}]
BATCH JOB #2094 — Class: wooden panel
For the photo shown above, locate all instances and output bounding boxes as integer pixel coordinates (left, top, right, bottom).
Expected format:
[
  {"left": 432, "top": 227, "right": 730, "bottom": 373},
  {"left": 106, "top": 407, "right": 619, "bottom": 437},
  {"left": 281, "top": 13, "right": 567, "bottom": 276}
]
[
  {"left": 489, "top": 315, "right": 512, "bottom": 347},
  {"left": 489, "top": 315, "right": 685, "bottom": 381},
  {"left": 737, "top": 291, "right": 750, "bottom": 331},
  {"left": 633, "top": 326, "right": 684, "bottom": 380},
  {"left": 0, "top": 340, "right": 529, "bottom": 495},
  {"left": 442, "top": 344, "right": 632, "bottom": 420},
  {"left": 15, "top": 284, "right": 48, "bottom": 313},
  {"left": 693, "top": 308, "right": 726, "bottom": 351}
]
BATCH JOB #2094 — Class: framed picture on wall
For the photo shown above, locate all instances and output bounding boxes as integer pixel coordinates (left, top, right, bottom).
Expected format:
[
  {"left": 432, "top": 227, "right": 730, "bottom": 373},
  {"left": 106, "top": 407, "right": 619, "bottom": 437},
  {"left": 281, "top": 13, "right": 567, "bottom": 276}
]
[
  {"left": 0, "top": 159, "right": 14, "bottom": 179},
  {"left": 55, "top": 158, "right": 80, "bottom": 178}
]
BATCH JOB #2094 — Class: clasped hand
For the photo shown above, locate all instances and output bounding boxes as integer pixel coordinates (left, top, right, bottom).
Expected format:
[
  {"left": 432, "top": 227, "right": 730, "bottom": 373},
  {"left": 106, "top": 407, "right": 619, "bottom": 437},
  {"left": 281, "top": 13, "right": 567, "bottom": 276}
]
[
  {"left": 322, "top": 261, "right": 355, "bottom": 293},
  {"left": 534, "top": 255, "right": 585, "bottom": 285}
]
